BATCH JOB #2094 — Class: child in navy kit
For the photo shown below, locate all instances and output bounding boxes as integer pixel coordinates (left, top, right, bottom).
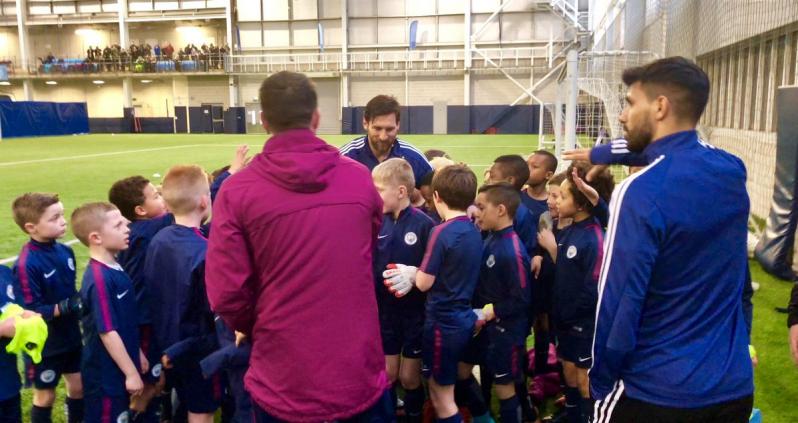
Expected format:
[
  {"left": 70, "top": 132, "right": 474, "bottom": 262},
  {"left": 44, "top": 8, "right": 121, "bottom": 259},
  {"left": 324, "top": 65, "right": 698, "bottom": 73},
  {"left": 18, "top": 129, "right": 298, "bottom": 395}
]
[
  {"left": 11, "top": 193, "right": 83, "bottom": 423},
  {"left": 469, "top": 183, "right": 532, "bottom": 422},
  {"left": 384, "top": 164, "right": 483, "bottom": 423},
  {"left": 0, "top": 264, "right": 22, "bottom": 423},
  {"left": 551, "top": 166, "right": 613, "bottom": 423},
  {"left": 372, "top": 158, "right": 436, "bottom": 422},
  {"left": 109, "top": 175, "right": 172, "bottom": 421},
  {"left": 72, "top": 202, "right": 147, "bottom": 423},
  {"left": 144, "top": 165, "right": 220, "bottom": 423}
]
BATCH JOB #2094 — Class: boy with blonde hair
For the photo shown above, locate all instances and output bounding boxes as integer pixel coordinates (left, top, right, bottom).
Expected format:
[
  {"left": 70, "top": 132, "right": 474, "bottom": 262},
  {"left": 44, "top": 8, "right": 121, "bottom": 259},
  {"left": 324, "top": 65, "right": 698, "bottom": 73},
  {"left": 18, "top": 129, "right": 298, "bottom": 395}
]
[
  {"left": 143, "top": 165, "right": 220, "bottom": 423},
  {"left": 372, "top": 158, "right": 435, "bottom": 422},
  {"left": 384, "top": 164, "right": 484, "bottom": 423}
]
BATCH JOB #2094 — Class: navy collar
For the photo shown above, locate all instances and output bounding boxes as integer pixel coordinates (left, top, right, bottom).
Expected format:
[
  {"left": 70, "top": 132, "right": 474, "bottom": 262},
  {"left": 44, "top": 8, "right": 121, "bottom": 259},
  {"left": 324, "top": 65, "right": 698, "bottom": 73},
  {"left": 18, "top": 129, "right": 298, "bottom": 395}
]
[
  {"left": 385, "top": 205, "right": 413, "bottom": 222},
  {"left": 643, "top": 130, "right": 699, "bottom": 162},
  {"left": 29, "top": 238, "right": 56, "bottom": 249},
  {"left": 493, "top": 225, "right": 515, "bottom": 236}
]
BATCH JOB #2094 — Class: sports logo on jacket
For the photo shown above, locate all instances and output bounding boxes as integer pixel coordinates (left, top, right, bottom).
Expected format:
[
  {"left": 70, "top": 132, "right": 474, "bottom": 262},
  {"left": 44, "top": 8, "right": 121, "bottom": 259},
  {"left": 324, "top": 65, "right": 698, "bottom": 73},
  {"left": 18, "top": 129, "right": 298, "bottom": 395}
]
[
  {"left": 486, "top": 254, "right": 496, "bottom": 268},
  {"left": 67, "top": 258, "right": 76, "bottom": 271},
  {"left": 6, "top": 284, "right": 13, "bottom": 300},
  {"left": 404, "top": 232, "right": 418, "bottom": 246},
  {"left": 151, "top": 363, "right": 163, "bottom": 378},
  {"left": 566, "top": 246, "right": 577, "bottom": 259}
]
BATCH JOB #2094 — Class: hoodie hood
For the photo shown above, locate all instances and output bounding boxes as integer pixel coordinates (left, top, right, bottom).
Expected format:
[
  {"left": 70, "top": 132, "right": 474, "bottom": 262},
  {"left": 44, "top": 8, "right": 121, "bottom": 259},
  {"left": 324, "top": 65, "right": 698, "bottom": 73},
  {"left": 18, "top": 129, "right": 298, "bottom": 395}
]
[{"left": 252, "top": 128, "right": 341, "bottom": 193}]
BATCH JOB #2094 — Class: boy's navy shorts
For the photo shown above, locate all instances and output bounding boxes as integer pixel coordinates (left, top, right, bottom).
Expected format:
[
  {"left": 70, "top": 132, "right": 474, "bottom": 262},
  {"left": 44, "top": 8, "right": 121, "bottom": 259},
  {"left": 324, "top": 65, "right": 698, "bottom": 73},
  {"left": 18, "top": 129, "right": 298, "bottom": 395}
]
[
  {"left": 462, "top": 320, "right": 527, "bottom": 385},
  {"left": 25, "top": 347, "right": 82, "bottom": 389},
  {"left": 169, "top": 356, "right": 223, "bottom": 414},
  {"left": 379, "top": 307, "right": 425, "bottom": 359},
  {"left": 421, "top": 319, "right": 474, "bottom": 386},
  {"left": 139, "top": 324, "right": 164, "bottom": 385},
  {"left": 555, "top": 321, "right": 593, "bottom": 369}
]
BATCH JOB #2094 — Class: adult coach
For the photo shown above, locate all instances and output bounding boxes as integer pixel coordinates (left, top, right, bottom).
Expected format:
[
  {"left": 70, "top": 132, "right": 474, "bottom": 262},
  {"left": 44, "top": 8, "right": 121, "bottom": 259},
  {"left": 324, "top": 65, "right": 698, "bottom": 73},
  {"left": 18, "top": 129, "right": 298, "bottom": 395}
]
[
  {"left": 205, "top": 71, "right": 391, "bottom": 422},
  {"left": 340, "top": 95, "right": 433, "bottom": 186},
  {"left": 585, "top": 57, "right": 754, "bottom": 422}
]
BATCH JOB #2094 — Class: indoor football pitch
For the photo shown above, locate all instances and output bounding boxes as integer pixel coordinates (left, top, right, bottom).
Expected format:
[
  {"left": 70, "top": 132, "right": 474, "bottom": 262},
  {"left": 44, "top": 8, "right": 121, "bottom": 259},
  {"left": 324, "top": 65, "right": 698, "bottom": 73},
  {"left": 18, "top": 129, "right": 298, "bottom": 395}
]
[{"left": 0, "top": 133, "right": 794, "bottom": 422}]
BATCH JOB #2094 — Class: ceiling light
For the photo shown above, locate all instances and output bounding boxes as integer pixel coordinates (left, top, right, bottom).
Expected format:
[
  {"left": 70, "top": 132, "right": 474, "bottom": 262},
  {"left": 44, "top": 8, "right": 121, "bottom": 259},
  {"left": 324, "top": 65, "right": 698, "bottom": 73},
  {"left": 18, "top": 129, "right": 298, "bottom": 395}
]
[
  {"left": 92, "top": 80, "right": 105, "bottom": 85},
  {"left": 45, "top": 80, "right": 57, "bottom": 85}
]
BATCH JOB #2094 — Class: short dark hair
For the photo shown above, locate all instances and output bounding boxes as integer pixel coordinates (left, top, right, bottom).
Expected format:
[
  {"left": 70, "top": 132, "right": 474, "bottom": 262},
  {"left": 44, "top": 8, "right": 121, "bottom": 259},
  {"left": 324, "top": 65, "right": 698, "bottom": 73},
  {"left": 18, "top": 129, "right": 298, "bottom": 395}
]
[
  {"left": 364, "top": 95, "right": 401, "bottom": 123},
  {"left": 492, "top": 155, "right": 530, "bottom": 191},
  {"left": 424, "top": 149, "right": 450, "bottom": 161},
  {"left": 71, "top": 202, "right": 118, "bottom": 246},
  {"left": 12, "top": 193, "right": 60, "bottom": 230},
  {"left": 259, "top": 71, "right": 317, "bottom": 132},
  {"left": 432, "top": 164, "right": 477, "bottom": 212},
  {"left": 109, "top": 176, "right": 149, "bottom": 221},
  {"left": 418, "top": 170, "right": 434, "bottom": 188},
  {"left": 622, "top": 56, "right": 710, "bottom": 123},
  {"left": 565, "top": 162, "right": 615, "bottom": 211},
  {"left": 478, "top": 183, "right": 520, "bottom": 217},
  {"left": 532, "top": 150, "right": 558, "bottom": 173}
]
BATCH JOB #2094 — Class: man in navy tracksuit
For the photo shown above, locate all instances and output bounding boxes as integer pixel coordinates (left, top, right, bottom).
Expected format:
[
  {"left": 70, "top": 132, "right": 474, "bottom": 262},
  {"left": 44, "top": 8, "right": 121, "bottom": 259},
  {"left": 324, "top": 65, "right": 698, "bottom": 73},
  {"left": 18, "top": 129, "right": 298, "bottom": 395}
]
[
  {"left": 339, "top": 95, "right": 433, "bottom": 186},
  {"left": 589, "top": 57, "right": 753, "bottom": 422}
]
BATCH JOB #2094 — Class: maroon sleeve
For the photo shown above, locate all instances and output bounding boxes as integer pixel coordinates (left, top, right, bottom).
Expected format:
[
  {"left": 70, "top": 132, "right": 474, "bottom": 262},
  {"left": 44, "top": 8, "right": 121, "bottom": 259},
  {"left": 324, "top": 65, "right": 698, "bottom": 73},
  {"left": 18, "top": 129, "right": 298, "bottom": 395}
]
[{"left": 206, "top": 186, "right": 255, "bottom": 334}]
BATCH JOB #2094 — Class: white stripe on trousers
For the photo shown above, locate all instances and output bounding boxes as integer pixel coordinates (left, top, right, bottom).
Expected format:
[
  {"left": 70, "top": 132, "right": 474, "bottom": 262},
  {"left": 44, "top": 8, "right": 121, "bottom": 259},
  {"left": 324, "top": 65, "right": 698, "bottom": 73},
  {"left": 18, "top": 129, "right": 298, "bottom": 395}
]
[{"left": 594, "top": 380, "right": 625, "bottom": 423}]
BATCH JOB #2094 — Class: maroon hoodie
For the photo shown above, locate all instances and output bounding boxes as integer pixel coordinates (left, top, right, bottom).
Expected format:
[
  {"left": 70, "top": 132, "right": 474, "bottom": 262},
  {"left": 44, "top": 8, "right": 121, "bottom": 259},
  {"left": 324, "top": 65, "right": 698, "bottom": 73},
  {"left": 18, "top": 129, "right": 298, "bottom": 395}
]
[{"left": 206, "top": 129, "right": 388, "bottom": 421}]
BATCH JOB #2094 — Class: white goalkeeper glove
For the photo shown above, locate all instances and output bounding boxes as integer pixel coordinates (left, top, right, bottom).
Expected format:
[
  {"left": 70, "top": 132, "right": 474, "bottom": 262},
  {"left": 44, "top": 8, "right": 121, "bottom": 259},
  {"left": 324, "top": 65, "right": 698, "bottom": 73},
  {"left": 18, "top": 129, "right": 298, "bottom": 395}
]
[{"left": 382, "top": 264, "right": 418, "bottom": 298}]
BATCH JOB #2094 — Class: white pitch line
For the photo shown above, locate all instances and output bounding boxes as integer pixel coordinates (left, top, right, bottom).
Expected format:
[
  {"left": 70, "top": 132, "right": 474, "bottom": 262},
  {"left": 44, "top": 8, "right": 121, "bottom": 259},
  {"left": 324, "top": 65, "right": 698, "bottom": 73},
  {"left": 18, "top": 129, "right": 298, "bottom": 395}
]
[
  {"left": 0, "top": 144, "right": 237, "bottom": 168},
  {"left": 0, "top": 140, "right": 532, "bottom": 168},
  {"left": 0, "top": 239, "right": 81, "bottom": 265}
]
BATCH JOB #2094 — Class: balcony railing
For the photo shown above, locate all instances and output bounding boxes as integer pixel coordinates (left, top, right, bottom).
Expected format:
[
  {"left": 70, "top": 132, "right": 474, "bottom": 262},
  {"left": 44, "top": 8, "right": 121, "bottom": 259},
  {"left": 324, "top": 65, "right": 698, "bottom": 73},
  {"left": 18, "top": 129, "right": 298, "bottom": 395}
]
[
  {"left": 5, "top": 46, "right": 564, "bottom": 77},
  {"left": 20, "top": 53, "right": 227, "bottom": 75},
  {"left": 226, "top": 47, "right": 558, "bottom": 74}
]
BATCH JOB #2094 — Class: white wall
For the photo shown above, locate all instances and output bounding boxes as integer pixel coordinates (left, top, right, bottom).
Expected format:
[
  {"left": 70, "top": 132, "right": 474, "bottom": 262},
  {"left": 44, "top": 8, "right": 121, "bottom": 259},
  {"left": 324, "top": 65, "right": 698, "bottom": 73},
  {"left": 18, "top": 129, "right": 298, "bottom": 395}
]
[
  {"left": 472, "top": 74, "right": 526, "bottom": 104},
  {"left": 188, "top": 76, "right": 228, "bottom": 107},
  {"left": 349, "top": 75, "right": 404, "bottom": 106},
  {"left": 32, "top": 79, "right": 124, "bottom": 117},
  {"left": 407, "top": 75, "right": 464, "bottom": 105},
  {"left": 132, "top": 80, "right": 174, "bottom": 117},
  {"left": 129, "top": 22, "right": 227, "bottom": 49},
  {"left": 0, "top": 83, "right": 24, "bottom": 101},
  {"left": 238, "top": 75, "right": 341, "bottom": 134},
  {"left": 0, "top": 29, "right": 20, "bottom": 62},
  {"left": 29, "top": 25, "right": 119, "bottom": 59}
]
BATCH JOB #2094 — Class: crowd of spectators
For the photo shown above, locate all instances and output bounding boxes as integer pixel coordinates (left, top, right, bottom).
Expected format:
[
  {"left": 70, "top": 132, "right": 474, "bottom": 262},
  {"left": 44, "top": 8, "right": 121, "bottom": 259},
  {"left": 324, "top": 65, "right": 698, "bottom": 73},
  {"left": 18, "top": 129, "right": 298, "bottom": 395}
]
[{"left": 37, "top": 42, "right": 230, "bottom": 74}]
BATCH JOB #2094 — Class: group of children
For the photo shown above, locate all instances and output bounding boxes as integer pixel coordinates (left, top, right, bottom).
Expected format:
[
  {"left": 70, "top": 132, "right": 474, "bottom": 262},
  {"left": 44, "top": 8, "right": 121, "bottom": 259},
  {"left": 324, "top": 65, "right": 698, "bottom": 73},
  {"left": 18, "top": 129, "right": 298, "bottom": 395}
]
[
  {"left": 0, "top": 148, "right": 251, "bottom": 423},
  {"left": 372, "top": 149, "right": 614, "bottom": 423},
  {"left": 0, "top": 143, "right": 614, "bottom": 423}
]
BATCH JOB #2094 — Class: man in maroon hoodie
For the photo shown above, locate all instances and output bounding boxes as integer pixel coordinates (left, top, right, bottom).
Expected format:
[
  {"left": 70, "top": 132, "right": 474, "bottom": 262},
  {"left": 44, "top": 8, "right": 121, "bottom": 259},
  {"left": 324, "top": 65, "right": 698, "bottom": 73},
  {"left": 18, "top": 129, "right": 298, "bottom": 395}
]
[{"left": 206, "top": 71, "right": 392, "bottom": 422}]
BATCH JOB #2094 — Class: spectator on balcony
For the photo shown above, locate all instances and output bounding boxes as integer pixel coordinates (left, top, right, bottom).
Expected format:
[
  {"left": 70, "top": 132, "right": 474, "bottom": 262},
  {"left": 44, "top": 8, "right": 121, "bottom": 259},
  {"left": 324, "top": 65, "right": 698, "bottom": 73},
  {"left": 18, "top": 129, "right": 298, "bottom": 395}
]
[
  {"left": 119, "top": 48, "right": 129, "bottom": 71},
  {"left": 163, "top": 42, "right": 174, "bottom": 59},
  {"left": 154, "top": 44, "right": 161, "bottom": 59},
  {"left": 103, "top": 46, "right": 112, "bottom": 71},
  {"left": 93, "top": 46, "right": 101, "bottom": 61},
  {"left": 86, "top": 46, "right": 95, "bottom": 61}
]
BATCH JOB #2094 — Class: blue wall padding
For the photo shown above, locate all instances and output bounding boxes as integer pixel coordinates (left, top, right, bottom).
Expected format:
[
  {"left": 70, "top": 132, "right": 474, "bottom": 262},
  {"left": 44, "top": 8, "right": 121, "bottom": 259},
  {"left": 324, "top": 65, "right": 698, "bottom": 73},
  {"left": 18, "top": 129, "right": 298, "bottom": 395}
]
[
  {"left": 447, "top": 106, "right": 470, "bottom": 134},
  {"left": 138, "top": 118, "right": 174, "bottom": 133},
  {"left": 0, "top": 101, "right": 89, "bottom": 138},
  {"left": 89, "top": 118, "right": 129, "bottom": 133}
]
